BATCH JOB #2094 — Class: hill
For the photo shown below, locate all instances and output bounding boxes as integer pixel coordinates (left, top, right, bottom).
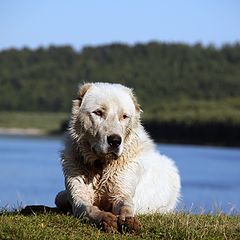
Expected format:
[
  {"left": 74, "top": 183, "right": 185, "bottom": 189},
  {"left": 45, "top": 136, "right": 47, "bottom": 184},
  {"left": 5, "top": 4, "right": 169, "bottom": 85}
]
[
  {"left": 1, "top": 42, "right": 240, "bottom": 113},
  {"left": 0, "top": 42, "right": 240, "bottom": 144}
]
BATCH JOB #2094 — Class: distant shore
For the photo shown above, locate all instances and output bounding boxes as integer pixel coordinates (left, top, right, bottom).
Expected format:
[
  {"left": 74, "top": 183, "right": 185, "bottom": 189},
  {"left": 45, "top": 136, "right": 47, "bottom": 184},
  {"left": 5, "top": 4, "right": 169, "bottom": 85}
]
[{"left": 0, "top": 128, "right": 45, "bottom": 136}]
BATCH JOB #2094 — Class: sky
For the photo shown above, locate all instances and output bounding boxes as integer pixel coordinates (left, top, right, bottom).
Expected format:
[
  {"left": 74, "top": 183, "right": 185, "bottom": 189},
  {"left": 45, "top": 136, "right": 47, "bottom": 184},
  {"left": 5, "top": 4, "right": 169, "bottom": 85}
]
[{"left": 0, "top": 0, "right": 239, "bottom": 50}]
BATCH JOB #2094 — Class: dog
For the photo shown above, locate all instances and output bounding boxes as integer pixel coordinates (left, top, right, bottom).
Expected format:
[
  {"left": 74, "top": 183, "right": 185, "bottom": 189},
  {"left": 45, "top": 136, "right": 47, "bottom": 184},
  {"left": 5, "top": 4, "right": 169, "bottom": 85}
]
[{"left": 55, "top": 82, "right": 180, "bottom": 232}]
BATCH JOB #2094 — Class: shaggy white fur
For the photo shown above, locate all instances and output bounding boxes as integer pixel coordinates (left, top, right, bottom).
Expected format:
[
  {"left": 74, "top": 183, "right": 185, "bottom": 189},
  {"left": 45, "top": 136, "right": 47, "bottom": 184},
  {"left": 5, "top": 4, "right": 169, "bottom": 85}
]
[{"left": 55, "top": 82, "right": 181, "bottom": 231}]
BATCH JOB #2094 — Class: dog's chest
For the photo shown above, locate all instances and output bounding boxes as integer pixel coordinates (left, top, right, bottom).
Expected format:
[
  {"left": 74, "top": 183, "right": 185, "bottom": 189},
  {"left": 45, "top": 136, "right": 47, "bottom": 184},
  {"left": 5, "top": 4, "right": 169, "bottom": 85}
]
[{"left": 91, "top": 170, "right": 118, "bottom": 211}]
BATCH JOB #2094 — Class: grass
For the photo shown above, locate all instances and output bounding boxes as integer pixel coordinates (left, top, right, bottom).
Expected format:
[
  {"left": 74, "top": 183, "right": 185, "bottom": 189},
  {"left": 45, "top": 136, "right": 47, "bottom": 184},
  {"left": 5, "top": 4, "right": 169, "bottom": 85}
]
[
  {"left": 0, "top": 212, "right": 240, "bottom": 240},
  {"left": 145, "top": 98, "right": 240, "bottom": 125},
  {"left": 0, "top": 111, "right": 69, "bottom": 134}
]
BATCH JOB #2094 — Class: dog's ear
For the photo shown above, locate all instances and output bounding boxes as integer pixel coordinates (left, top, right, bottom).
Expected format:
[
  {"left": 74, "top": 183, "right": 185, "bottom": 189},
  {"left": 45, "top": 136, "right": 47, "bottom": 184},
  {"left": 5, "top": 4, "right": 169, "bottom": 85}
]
[
  {"left": 78, "top": 83, "right": 92, "bottom": 99},
  {"left": 126, "top": 88, "right": 142, "bottom": 113},
  {"left": 72, "top": 83, "right": 92, "bottom": 109},
  {"left": 121, "top": 85, "right": 142, "bottom": 113},
  {"left": 131, "top": 93, "right": 142, "bottom": 113}
]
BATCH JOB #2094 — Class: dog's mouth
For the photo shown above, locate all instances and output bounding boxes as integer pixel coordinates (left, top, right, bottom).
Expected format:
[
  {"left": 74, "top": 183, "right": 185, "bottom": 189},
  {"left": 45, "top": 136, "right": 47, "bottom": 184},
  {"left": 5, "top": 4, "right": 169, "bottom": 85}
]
[
  {"left": 91, "top": 146, "right": 120, "bottom": 160},
  {"left": 105, "top": 152, "right": 119, "bottom": 160}
]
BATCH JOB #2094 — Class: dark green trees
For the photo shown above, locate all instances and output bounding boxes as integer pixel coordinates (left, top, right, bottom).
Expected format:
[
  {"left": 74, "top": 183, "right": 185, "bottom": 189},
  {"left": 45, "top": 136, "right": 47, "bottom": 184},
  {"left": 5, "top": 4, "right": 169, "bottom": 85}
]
[{"left": 0, "top": 42, "right": 239, "bottom": 115}]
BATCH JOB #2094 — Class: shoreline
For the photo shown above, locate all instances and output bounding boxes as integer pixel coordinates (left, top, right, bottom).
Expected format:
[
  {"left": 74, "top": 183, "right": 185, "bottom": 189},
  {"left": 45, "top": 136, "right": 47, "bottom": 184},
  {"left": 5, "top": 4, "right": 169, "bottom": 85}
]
[{"left": 0, "top": 128, "right": 45, "bottom": 136}]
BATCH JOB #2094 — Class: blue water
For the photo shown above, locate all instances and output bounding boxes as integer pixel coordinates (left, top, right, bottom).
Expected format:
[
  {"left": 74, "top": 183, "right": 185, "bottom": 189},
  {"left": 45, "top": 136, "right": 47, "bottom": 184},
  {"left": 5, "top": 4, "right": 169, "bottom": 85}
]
[{"left": 0, "top": 135, "right": 240, "bottom": 214}]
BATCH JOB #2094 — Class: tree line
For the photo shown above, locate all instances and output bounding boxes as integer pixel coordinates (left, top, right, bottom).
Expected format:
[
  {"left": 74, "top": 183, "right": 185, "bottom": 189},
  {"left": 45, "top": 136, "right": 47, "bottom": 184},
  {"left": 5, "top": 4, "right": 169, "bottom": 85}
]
[{"left": 0, "top": 42, "right": 240, "bottom": 117}]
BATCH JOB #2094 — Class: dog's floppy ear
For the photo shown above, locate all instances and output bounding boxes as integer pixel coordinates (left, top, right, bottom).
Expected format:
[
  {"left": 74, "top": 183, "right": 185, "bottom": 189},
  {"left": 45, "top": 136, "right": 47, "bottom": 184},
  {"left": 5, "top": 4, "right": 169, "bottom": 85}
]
[
  {"left": 126, "top": 87, "right": 142, "bottom": 113},
  {"left": 72, "top": 83, "right": 92, "bottom": 109},
  {"left": 121, "top": 85, "right": 142, "bottom": 113},
  {"left": 78, "top": 83, "right": 92, "bottom": 99},
  {"left": 131, "top": 93, "right": 142, "bottom": 113}
]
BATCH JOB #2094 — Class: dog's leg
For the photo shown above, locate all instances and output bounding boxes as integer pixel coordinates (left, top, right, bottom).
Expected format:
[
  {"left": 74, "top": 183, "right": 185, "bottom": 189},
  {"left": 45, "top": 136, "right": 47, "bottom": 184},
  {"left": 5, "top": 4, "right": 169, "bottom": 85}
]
[
  {"left": 64, "top": 174, "right": 118, "bottom": 232},
  {"left": 55, "top": 190, "right": 72, "bottom": 213},
  {"left": 56, "top": 189, "right": 117, "bottom": 232}
]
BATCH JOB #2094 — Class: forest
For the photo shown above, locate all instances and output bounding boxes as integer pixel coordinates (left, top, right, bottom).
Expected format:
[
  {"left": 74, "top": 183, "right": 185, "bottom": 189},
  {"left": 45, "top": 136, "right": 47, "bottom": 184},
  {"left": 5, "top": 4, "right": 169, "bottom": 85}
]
[{"left": 0, "top": 42, "right": 240, "bottom": 144}]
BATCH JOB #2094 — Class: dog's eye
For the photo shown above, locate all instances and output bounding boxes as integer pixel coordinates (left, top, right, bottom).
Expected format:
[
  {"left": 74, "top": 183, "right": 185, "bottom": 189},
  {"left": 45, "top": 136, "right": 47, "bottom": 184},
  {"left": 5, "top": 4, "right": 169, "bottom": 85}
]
[
  {"left": 122, "top": 114, "right": 129, "bottom": 120},
  {"left": 93, "top": 110, "right": 103, "bottom": 117}
]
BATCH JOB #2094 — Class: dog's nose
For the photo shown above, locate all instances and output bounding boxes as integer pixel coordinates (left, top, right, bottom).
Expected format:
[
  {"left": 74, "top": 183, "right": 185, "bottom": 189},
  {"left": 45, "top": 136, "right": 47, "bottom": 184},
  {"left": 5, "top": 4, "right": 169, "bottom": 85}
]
[{"left": 107, "top": 134, "right": 122, "bottom": 148}]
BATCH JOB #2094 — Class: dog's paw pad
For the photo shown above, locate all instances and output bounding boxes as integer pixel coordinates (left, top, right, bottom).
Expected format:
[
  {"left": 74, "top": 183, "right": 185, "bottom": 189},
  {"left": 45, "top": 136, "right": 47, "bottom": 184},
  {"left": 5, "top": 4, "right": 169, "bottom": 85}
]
[{"left": 118, "top": 216, "right": 141, "bottom": 233}]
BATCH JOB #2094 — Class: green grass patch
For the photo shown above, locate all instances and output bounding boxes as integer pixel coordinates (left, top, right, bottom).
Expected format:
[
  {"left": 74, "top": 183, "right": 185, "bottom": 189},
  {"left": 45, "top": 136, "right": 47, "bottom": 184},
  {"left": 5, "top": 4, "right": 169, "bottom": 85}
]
[
  {"left": 0, "top": 212, "right": 239, "bottom": 240},
  {"left": 0, "top": 111, "right": 69, "bottom": 133},
  {"left": 144, "top": 98, "right": 240, "bottom": 125}
]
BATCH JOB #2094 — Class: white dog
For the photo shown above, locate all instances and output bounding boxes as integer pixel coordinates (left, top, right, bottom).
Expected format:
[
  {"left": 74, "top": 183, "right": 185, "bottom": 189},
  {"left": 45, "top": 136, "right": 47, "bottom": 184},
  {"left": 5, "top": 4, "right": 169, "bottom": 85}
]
[{"left": 55, "top": 82, "right": 180, "bottom": 232}]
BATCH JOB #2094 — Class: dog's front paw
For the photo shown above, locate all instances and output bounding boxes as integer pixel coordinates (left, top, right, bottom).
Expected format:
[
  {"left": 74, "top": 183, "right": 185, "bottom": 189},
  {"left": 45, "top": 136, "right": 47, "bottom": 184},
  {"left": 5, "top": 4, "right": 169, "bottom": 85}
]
[
  {"left": 99, "top": 212, "right": 118, "bottom": 233},
  {"left": 118, "top": 216, "right": 141, "bottom": 233}
]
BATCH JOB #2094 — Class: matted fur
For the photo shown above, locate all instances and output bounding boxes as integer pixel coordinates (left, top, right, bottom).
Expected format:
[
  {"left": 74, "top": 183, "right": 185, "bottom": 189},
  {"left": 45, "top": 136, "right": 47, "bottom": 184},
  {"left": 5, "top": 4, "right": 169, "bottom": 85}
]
[{"left": 55, "top": 82, "right": 180, "bottom": 229}]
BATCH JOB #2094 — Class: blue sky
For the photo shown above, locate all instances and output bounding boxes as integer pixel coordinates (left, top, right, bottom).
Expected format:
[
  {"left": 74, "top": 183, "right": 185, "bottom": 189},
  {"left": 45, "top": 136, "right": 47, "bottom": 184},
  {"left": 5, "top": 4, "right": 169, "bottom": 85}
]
[{"left": 0, "top": 0, "right": 239, "bottom": 50}]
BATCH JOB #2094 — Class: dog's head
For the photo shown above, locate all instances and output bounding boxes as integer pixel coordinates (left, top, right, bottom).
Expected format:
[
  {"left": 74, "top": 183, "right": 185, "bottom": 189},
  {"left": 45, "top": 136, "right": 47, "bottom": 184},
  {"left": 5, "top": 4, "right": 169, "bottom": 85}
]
[{"left": 70, "top": 82, "right": 141, "bottom": 162}]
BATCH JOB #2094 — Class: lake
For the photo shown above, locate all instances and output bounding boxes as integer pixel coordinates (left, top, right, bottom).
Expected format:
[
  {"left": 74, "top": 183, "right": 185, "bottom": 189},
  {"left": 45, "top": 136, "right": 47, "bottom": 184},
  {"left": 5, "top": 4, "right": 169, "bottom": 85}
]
[{"left": 0, "top": 135, "right": 240, "bottom": 214}]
